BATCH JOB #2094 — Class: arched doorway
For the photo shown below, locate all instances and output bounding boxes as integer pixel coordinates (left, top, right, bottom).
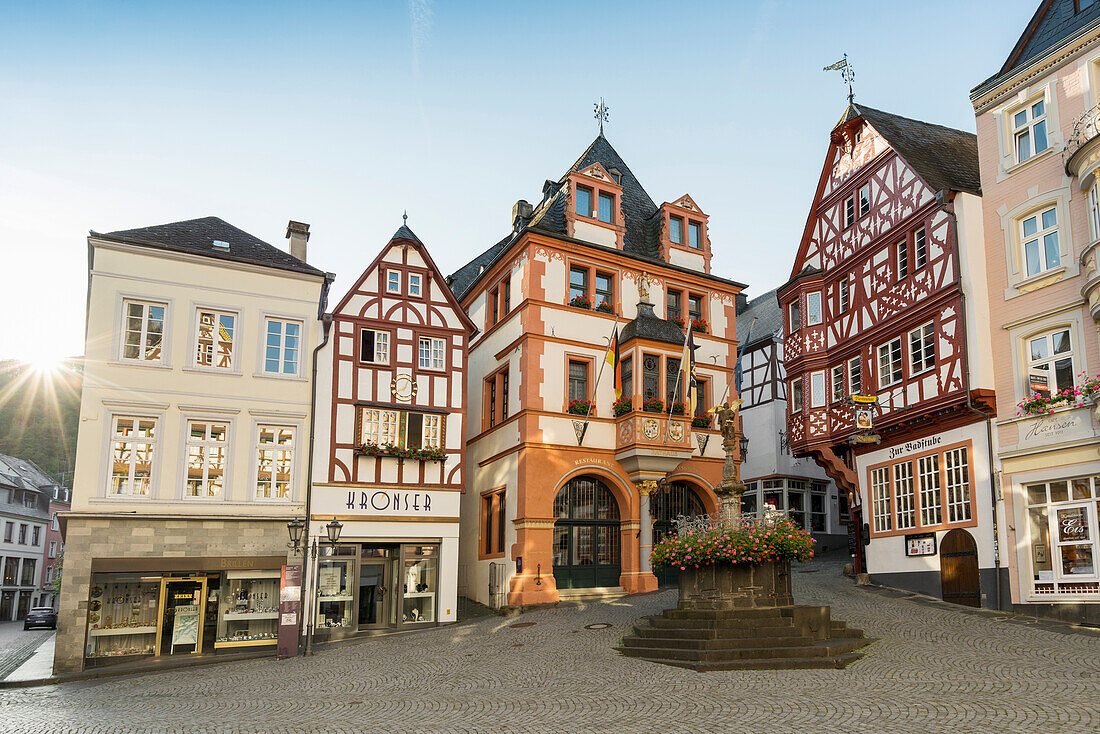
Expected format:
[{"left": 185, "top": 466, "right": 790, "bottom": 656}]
[
  {"left": 651, "top": 481, "right": 707, "bottom": 586},
  {"left": 553, "top": 476, "right": 621, "bottom": 589},
  {"left": 940, "top": 528, "right": 981, "bottom": 608}
]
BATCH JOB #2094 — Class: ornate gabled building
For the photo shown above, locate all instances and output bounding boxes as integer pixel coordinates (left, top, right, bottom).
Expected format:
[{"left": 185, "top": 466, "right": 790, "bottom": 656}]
[
  {"left": 971, "top": 0, "right": 1100, "bottom": 623},
  {"left": 778, "top": 104, "right": 998, "bottom": 606},
  {"left": 309, "top": 223, "right": 474, "bottom": 636},
  {"left": 449, "top": 133, "right": 745, "bottom": 606}
]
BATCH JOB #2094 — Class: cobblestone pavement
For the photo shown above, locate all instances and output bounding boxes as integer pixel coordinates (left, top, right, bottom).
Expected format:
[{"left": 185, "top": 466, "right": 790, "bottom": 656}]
[
  {"left": 0, "top": 623, "right": 53, "bottom": 680},
  {"left": 0, "top": 557, "right": 1097, "bottom": 733}
]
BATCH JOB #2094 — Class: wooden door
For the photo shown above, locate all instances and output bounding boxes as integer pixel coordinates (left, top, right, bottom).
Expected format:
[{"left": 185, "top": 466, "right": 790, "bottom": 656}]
[{"left": 940, "top": 529, "right": 980, "bottom": 607}]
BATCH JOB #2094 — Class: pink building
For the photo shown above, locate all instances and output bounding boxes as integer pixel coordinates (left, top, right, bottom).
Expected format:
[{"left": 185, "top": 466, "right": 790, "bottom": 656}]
[
  {"left": 971, "top": 0, "right": 1100, "bottom": 624},
  {"left": 40, "top": 487, "right": 69, "bottom": 610}
]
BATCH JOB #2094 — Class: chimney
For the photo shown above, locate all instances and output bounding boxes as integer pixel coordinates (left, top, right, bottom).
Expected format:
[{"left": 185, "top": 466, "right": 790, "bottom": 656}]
[
  {"left": 286, "top": 220, "right": 310, "bottom": 262},
  {"left": 735, "top": 292, "right": 749, "bottom": 315},
  {"left": 512, "top": 200, "right": 533, "bottom": 227}
]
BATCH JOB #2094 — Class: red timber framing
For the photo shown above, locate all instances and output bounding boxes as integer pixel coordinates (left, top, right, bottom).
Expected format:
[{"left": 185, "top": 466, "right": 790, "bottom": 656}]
[{"left": 326, "top": 228, "right": 476, "bottom": 488}]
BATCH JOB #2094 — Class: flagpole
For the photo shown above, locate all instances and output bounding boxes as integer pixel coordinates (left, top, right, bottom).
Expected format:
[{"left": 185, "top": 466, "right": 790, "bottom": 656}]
[
  {"left": 576, "top": 318, "right": 619, "bottom": 443},
  {"left": 665, "top": 324, "right": 691, "bottom": 439},
  {"left": 718, "top": 316, "right": 756, "bottom": 407}
]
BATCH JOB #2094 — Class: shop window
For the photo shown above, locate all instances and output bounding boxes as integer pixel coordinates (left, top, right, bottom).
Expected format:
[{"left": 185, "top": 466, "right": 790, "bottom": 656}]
[
  {"left": 806, "top": 292, "right": 822, "bottom": 326},
  {"left": 688, "top": 221, "right": 702, "bottom": 249},
  {"left": 1027, "top": 328, "right": 1073, "bottom": 399},
  {"left": 787, "top": 486, "right": 806, "bottom": 529},
  {"left": 185, "top": 421, "right": 228, "bottom": 498},
  {"left": 264, "top": 318, "right": 301, "bottom": 375},
  {"left": 408, "top": 273, "right": 423, "bottom": 297},
  {"left": 832, "top": 364, "right": 845, "bottom": 402},
  {"left": 897, "top": 239, "right": 909, "bottom": 279},
  {"left": 575, "top": 185, "right": 593, "bottom": 218},
  {"left": 594, "top": 271, "right": 614, "bottom": 312},
  {"left": 20, "top": 559, "right": 35, "bottom": 586},
  {"left": 763, "top": 480, "right": 784, "bottom": 513},
  {"left": 217, "top": 570, "right": 281, "bottom": 646},
  {"left": 810, "top": 371, "right": 825, "bottom": 408},
  {"left": 871, "top": 467, "right": 892, "bottom": 533},
  {"left": 848, "top": 356, "right": 861, "bottom": 395},
  {"left": 1012, "top": 98, "right": 1049, "bottom": 163},
  {"left": 256, "top": 425, "right": 294, "bottom": 500},
  {"left": 839, "top": 279, "right": 849, "bottom": 313},
  {"left": 945, "top": 447, "right": 971, "bottom": 524},
  {"left": 869, "top": 444, "right": 974, "bottom": 537},
  {"left": 790, "top": 377, "right": 803, "bottom": 413},
  {"left": 109, "top": 416, "right": 157, "bottom": 496},
  {"left": 568, "top": 360, "right": 589, "bottom": 403},
  {"left": 669, "top": 216, "right": 683, "bottom": 244},
  {"left": 2, "top": 558, "right": 16, "bottom": 585},
  {"left": 918, "top": 454, "right": 942, "bottom": 526},
  {"left": 121, "top": 300, "right": 166, "bottom": 363},
  {"left": 878, "top": 337, "right": 903, "bottom": 388},
  {"left": 195, "top": 309, "right": 236, "bottom": 370},
  {"left": 894, "top": 461, "right": 916, "bottom": 530},
  {"left": 789, "top": 301, "right": 801, "bottom": 332},
  {"left": 316, "top": 549, "right": 355, "bottom": 630},
  {"left": 858, "top": 183, "right": 871, "bottom": 218},
  {"left": 84, "top": 573, "right": 160, "bottom": 659},
  {"left": 914, "top": 228, "right": 928, "bottom": 269},
  {"left": 667, "top": 289, "right": 682, "bottom": 322},
  {"left": 598, "top": 192, "right": 615, "bottom": 223},
  {"left": 838, "top": 490, "right": 850, "bottom": 524},
  {"left": 844, "top": 196, "right": 855, "bottom": 228},
  {"left": 418, "top": 336, "right": 446, "bottom": 370},
  {"left": 741, "top": 487, "right": 758, "bottom": 518},
  {"left": 481, "top": 489, "right": 507, "bottom": 557},
  {"left": 1025, "top": 477, "right": 1098, "bottom": 584},
  {"left": 909, "top": 322, "right": 935, "bottom": 374},
  {"left": 402, "top": 545, "right": 439, "bottom": 623},
  {"left": 1020, "top": 207, "right": 1061, "bottom": 278},
  {"left": 360, "top": 329, "right": 390, "bottom": 365}
]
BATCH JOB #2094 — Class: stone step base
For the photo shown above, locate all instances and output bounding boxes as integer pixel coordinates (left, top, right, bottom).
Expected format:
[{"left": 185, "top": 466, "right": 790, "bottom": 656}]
[
  {"left": 622, "top": 635, "right": 814, "bottom": 650},
  {"left": 629, "top": 651, "right": 867, "bottom": 671},
  {"left": 634, "top": 623, "right": 803, "bottom": 639},
  {"left": 618, "top": 638, "right": 869, "bottom": 663},
  {"left": 556, "top": 586, "right": 626, "bottom": 601}
]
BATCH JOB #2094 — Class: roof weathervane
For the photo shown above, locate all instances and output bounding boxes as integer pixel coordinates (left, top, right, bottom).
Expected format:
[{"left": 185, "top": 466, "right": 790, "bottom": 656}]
[
  {"left": 593, "top": 97, "right": 610, "bottom": 135},
  {"left": 824, "top": 54, "right": 855, "bottom": 104}
]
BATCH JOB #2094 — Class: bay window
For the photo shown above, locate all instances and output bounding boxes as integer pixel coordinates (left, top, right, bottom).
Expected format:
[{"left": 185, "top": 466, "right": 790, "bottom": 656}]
[
  {"left": 806, "top": 292, "right": 822, "bottom": 326},
  {"left": 810, "top": 371, "right": 826, "bottom": 408}
]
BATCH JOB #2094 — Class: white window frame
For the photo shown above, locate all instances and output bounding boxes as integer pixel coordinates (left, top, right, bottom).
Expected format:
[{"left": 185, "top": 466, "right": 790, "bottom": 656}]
[
  {"left": 1011, "top": 96, "right": 1049, "bottom": 164},
  {"left": 106, "top": 414, "right": 158, "bottom": 497},
  {"left": 419, "top": 336, "right": 446, "bottom": 370},
  {"left": 120, "top": 299, "right": 167, "bottom": 364},
  {"left": 262, "top": 317, "right": 303, "bottom": 377},
  {"left": 918, "top": 454, "right": 942, "bottom": 527},
  {"left": 914, "top": 227, "right": 928, "bottom": 269},
  {"left": 422, "top": 414, "right": 442, "bottom": 449},
  {"left": 1019, "top": 206, "right": 1061, "bottom": 278},
  {"left": 848, "top": 356, "right": 861, "bottom": 395},
  {"left": 878, "top": 338, "right": 903, "bottom": 389},
  {"left": 789, "top": 301, "right": 801, "bottom": 332},
  {"left": 183, "top": 419, "right": 229, "bottom": 499},
  {"left": 360, "top": 328, "right": 390, "bottom": 365},
  {"left": 1026, "top": 328, "right": 1074, "bottom": 400},
  {"left": 806, "top": 292, "right": 822, "bottom": 326},
  {"left": 897, "top": 239, "right": 909, "bottom": 279},
  {"left": 48, "top": 541, "right": 57, "bottom": 559},
  {"left": 844, "top": 196, "right": 855, "bottom": 228},
  {"left": 871, "top": 467, "right": 892, "bottom": 533},
  {"left": 1088, "top": 181, "right": 1100, "bottom": 241},
  {"left": 790, "top": 377, "right": 803, "bottom": 413},
  {"left": 809, "top": 371, "right": 826, "bottom": 408},
  {"left": 894, "top": 461, "right": 916, "bottom": 530},
  {"left": 360, "top": 408, "right": 400, "bottom": 446},
  {"left": 408, "top": 272, "right": 423, "bottom": 297},
  {"left": 944, "top": 447, "right": 971, "bottom": 524},
  {"left": 858, "top": 183, "right": 871, "bottom": 218},
  {"left": 831, "top": 364, "right": 845, "bottom": 403},
  {"left": 255, "top": 425, "right": 295, "bottom": 501},
  {"left": 387, "top": 270, "right": 402, "bottom": 294},
  {"left": 838, "top": 278, "right": 849, "bottom": 313},
  {"left": 193, "top": 307, "right": 238, "bottom": 372},
  {"left": 909, "top": 322, "right": 935, "bottom": 375}
]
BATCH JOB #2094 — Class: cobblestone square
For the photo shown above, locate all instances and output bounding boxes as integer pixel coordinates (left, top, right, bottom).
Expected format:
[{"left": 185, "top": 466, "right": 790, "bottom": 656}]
[{"left": 0, "top": 557, "right": 1096, "bottom": 733}]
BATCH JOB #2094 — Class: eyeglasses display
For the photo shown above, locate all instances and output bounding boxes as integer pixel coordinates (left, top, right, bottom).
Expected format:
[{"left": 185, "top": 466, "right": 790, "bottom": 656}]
[{"left": 216, "top": 570, "right": 281, "bottom": 648}]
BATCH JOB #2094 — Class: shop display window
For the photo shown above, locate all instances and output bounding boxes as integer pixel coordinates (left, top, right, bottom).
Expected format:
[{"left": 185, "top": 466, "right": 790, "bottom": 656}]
[
  {"left": 316, "top": 546, "right": 355, "bottom": 630},
  {"left": 1025, "top": 477, "right": 1100, "bottom": 591},
  {"left": 401, "top": 546, "right": 438, "bottom": 624},
  {"left": 85, "top": 573, "right": 160, "bottom": 659},
  {"left": 216, "top": 570, "right": 280, "bottom": 648}
]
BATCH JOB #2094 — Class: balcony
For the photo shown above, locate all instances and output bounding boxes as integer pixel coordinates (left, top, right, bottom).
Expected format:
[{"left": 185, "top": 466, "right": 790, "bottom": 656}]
[
  {"left": 614, "top": 408, "right": 694, "bottom": 479},
  {"left": 1064, "top": 102, "right": 1100, "bottom": 177}
]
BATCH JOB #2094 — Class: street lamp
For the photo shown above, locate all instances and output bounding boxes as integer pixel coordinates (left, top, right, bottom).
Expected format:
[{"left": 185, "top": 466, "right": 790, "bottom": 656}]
[
  {"left": 739, "top": 434, "right": 749, "bottom": 459},
  {"left": 324, "top": 517, "right": 343, "bottom": 548},
  {"left": 286, "top": 517, "right": 305, "bottom": 555}
]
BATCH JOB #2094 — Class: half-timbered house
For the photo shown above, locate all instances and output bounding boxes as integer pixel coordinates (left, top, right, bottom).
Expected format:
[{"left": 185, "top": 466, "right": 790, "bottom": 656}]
[
  {"left": 449, "top": 133, "right": 745, "bottom": 607},
  {"left": 778, "top": 104, "right": 998, "bottom": 606},
  {"left": 310, "top": 223, "right": 475, "bottom": 636}
]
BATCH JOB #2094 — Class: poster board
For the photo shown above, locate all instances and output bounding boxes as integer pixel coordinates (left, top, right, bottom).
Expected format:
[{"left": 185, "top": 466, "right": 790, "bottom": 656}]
[{"left": 172, "top": 604, "right": 200, "bottom": 650}]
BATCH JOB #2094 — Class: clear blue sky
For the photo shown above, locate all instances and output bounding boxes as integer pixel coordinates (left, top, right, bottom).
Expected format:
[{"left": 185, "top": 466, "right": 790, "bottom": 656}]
[{"left": 0, "top": 0, "right": 1039, "bottom": 362}]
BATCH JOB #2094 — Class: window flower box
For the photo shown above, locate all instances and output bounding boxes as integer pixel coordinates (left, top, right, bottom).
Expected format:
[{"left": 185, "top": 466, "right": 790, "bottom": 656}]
[
  {"left": 612, "top": 397, "right": 632, "bottom": 417},
  {"left": 569, "top": 295, "right": 591, "bottom": 310},
  {"left": 691, "top": 414, "right": 712, "bottom": 429},
  {"left": 356, "top": 442, "right": 447, "bottom": 462},
  {"left": 567, "top": 399, "right": 593, "bottom": 416},
  {"left": 669, "top": 401, "right": 686, "bottom": 415},
  {"left": 596, "top": 300, "right": 615, "bottom": 314},
  {"left": 1016, "top": 372, "right": 1100, "bottom": 416},
  {"left": 669, "top": 316, "right": 684, "bottom": 328},
  {"left": 691, "top": 318, "right": 709, "bottom": 334},
  {"left": 642, "top": 398, "right": 665, "bottom": 413}
]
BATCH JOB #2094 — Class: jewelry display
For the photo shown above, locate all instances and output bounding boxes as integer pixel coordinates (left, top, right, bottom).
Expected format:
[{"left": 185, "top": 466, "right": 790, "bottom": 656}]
[
  {"left": 85, "top": 576, "right": 160, "bottom": 659},
  {"left": 215, "top": 571, "right": 281, "bottom": 648}
]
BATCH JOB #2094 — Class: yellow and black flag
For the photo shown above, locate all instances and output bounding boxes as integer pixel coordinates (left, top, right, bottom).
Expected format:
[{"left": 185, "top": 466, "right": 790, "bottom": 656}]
[
  {"left": 681, "top": 326, "right": 698, "bottom": 416},
  {"left": 606, "top": 326, "right": 622, "bottom": 399}
]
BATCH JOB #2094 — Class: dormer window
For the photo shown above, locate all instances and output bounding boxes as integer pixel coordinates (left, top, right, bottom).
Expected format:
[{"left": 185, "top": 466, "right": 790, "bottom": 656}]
[
  {"left": 688, "top": 221, "right": 702, "bottom": 249},
  {"left": 669, "top": 216, "right": 684, "bottom": 244},
  {"left": 598, "top": 192, "right": 614, "bottom": 223},
  {"left": 575, "top": 185, "right": 593, "bottom": 218}
]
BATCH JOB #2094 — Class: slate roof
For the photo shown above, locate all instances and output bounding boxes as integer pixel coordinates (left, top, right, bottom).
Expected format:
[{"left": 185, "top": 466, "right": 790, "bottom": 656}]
[
  {"left": 94, "top": 216, "right": 325, "bottom": 277},
  {"left": 838, "top": 104, "right": 981, "bottom": 196},
  {"left": 391, "top": 224, "right": 422, "bottom": 243},
  {"left": 0, "top": 454, "right": 57, "bottom": 493},
  {"left": 735, "top": 289, "right": 782, "bottom": 350},
  {"left": 620, "top": 302, "right": 686, "bottom": 346}
]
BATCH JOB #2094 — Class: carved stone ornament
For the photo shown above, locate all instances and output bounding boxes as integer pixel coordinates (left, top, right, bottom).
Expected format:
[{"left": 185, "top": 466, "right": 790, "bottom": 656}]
[
  {"left": 638, "top": 272, "right": 651, "bottom": 301},
  {"left": 695, "top": 432, "right": 709, "bottom": 454},
  {"left": 573, "top": 420, "right": 587, "bottom": 445},
  {"left": 391, "top": 375, "right": 416, "bottom": 403},
  {"left": 667, "top": 421, "right": 684, "bottom": 441},
  {"left": 643, "top": 417, "right": 660, "bottom": 440}
]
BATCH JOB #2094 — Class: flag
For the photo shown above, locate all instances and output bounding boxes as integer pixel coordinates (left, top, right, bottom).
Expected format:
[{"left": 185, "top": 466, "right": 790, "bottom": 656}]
[
  {"left": 606, "top": 326, "right": 621, "bottom": 399},
  {"left": 681, "top": 326, "right": 697, "bottom": 416}
]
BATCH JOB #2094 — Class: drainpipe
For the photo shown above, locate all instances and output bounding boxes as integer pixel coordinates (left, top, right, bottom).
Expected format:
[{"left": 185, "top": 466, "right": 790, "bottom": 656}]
[
  {"left": 940, "top": 191, "right": 1002, "bottom": 611},
  {"left": 301, "top": 275, "right": 335, "bottom": 655}
]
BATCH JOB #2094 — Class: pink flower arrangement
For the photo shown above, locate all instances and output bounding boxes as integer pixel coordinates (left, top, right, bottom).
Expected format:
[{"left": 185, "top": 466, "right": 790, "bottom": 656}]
[
  {"left": 649, "top": 516, "right": 815, "bottom": 570},
  {"left": 1016, "top": 371, "right": 1100, "bottom": 416}
]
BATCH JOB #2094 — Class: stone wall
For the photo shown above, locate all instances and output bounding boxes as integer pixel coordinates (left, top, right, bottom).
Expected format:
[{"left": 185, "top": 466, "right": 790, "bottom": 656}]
[{"left": 55, "top": 517, "right": 294, "bottom": 674}]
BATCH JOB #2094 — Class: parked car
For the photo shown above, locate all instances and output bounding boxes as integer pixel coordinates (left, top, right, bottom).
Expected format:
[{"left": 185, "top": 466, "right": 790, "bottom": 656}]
[{"left": 24, "top": 607, "right": 57, "bottom": 630}]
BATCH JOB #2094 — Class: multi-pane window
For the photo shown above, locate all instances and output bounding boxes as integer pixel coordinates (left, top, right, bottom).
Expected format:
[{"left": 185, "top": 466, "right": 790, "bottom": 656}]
[
  {"left": 918, "top": 454, "right": 942, "bottom": 527},
  {"left": 642, "top": 354, "right": 660, "bottom": 402},
  {"left": 256, "top": 426, "right": 294, "bottom": 500},
  {"left": 421, "top": 414, "right": 442, "bottom": 449},
  {"left": 109, "top": 416, "right": 156, "bottom": 496},
  {"left": 482, "top": 489, "right": 506, "bottom": 556},
  {"left": 687, "top": 294, "right": 703, "bottom": 323},
  {"left": 185, "top": 421, "right": 228, "bottom": 497},
  {"left": 1021, "top": 207, "right": 1060, "bottom": 277},
  {"left": 832, "top": 364, "right": 845, "bottom": 402},
  {"left": 688, "top": 221, "right": 702, "bottom": 249},
  {"left": 669, "top": 216, "right": 683, "bottom": 244},
  {"left": 408, "top": 273, "right": 423, "bottom": 297},
  {"left": 667, "top": 289, "right": 682, "bottom": 322},
  {"left": 806, "top": 292, "right": 822, "bottom": 326},
  {"left": 48, "top": 541, "right": 57, "bottom": 559},
  {"left": 598, "top": 192, "right": 614, "bottom": 223},
  {"left": 844, "top": 196, "right": 855, "bottom": 228},
  {"left": 945, "top": 447, "right": 971, "bottom": 523},
  {"left": 871, "top": 467, "right": 892, "bottom": 533},
  {"left": 264, "top": 319, "right": 301, "bottom": 375},
  {"left": 858, "top": 183, "right": 871, "bottom": 217},
  {"left": 500, "top": 371, "right": 509, "bottom": 421},
  {"left": 594, "top": 272, "right": 614, "bottom": 311},
  {"left": 195, "top": 310, "right": 235, "bottom": 369},
  {"left": 810, "top": 371, "right": 826, "bottom": 408},
  {"left": 502, "top": 280, "right": 510, "bottom": 314},
  {"left": 568, "top": 360, "right": 589, "bottom": 402},
  {"left": 914, "top": 228, "right": 928, "bottom": 269},
  {"left": 387, "top": 270, "right": 401, "bottom": 294},
  {"left": 898, "top": 239, "right": 909, "bottom": 279},
  {"left": 487, "top": 376, "right": 497, "bottom": 428},
  {"left": 839, "top": 279, "right": 849, "bottom": 313},
  {"left": 419, "top": 336, "right": 446, "bottom": 370},
  {"left": 491, "top": 286, "right": 499, "bottom": 325},
  {"left": 909, "top": 322, "right": 935, "bottom": 374},
  {"left": 18, "top": 524, "right": 26, "bottom": 545},
  {"left": 621, "top": 356, "right": 633, "bottom": 401},
  {"left": 849, "top": 356, "right": 861, "bottom": 395},
  {"left": 569, "top": 266, "right": 588, "bottom": 303},
  {"left": 575, "top": 185, "right": 593, "bottom": 217},
  {"left": 1028, "top": 329, "right": 1073, "bottom": 399},
  {"left": 360, "top": 329, "right": 390, "bottom": 364},
  {"left": 666, "top": 357, "right": 681, "bottom": 406},
  {"left": 878, "top": 338, "right": 903, "bottom": 388},
  {"left": 1013, "top": 98, "right": 1049, "bottom": 163},
  {"left": 20, "top": 559, "right": 35, "bottom": 586},
  {"left": 894, "top": 461, "right": 916, "bottom": 530},
  {"left": 122, "top": 301, "right": 165, "bottom": 362},
  {"left": 1089, "top": 182, "right": 1100, "bottom": 240},
  {"left": 789, "top": 301, "right": 801, "bottom": 332},
  {"left": 32, "top": 527, "right": 39, "bottom": 546},
  {"left": 360, "top": 408, "right": 400, "bottom": 446},
  {"left": 1024, "top": 477, "right": 1099, "bottom": 583},
  {"left": 791, "top": 377, "right": 803, "bottom": 413}
]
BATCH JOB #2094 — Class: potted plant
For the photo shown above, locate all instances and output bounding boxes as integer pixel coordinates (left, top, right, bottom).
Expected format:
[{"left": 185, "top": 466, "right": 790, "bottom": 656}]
[
  {"left": 612, "top": 397, "right": 632, "bottom": 416},
  {"left": 669, "top": 401, "right": 686, "bottom": 415},
  {"left": 1015, "top": 371, "right": 1100, "bottom": 416},
  {"left": 596, "top": 300, "right": 615, "bottom": 314},
  {"left": 668, "top": 315, "right": 684, "bottom": 328},
  {"left": 356, "top": 442, "right": 447, "bottom": 462},
  {"left": 691, "top": 413, "right": 712, "bottom": 429},
  {"left": 642, "top": 398, "right": 665, "bottom": 413},
  {"left": 569, "top": 294, "right": 591, "bottom": 310},
  {"left": 690, "top": 318, "right": 709, "bottom": 334},
  {"left": 567, "top": 398, "right": 593, "bottom": 415}
]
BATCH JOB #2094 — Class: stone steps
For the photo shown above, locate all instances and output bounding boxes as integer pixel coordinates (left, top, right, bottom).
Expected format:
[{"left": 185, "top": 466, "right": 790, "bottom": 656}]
[
  {"left": 632, "top": 624, "right": 802, "bottom": 639},
  {"left": 617, "top": 638, "right": 869, "bottom": 663},
  {"left": 635, "top": 651, "right": 868, "bottom": 672},
  {"left": 622, "top": 635, "right": 814, "bottom": 650}
]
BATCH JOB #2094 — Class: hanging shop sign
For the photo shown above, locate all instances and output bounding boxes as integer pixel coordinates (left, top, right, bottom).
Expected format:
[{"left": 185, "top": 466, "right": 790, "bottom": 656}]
[
  {"left": 855, "top": 409, "right": 874, "bottom": 431},
  {"left": 905, "top": 533, "right": 937, "bottom": 557},
  {"left": 850, "top": 433, "right": 881, "bottom": 445},
  {"left": 849, "top": 394, "right": 879, "bottom": 405}
]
